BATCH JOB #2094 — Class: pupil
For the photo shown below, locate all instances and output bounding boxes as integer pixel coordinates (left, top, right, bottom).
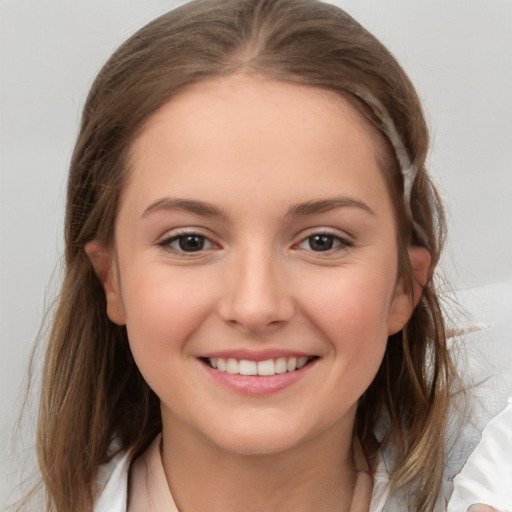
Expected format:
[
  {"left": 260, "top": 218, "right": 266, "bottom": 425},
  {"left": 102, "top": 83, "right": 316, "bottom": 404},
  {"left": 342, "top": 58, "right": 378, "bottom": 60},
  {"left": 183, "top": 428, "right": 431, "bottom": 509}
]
[
  {"left": 179, "top": 235, "right": 204, "bottom": 252},
  {"left": 309, "top": 235, "right": 333, "bottom": 251}
]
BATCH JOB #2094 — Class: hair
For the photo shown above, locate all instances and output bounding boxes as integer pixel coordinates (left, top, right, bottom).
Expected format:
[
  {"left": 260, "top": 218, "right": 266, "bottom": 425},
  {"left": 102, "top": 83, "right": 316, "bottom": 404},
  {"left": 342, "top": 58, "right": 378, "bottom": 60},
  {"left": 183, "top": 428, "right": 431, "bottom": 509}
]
[{"left": 34, "top": 1, "right": 456, "bottom": 511}]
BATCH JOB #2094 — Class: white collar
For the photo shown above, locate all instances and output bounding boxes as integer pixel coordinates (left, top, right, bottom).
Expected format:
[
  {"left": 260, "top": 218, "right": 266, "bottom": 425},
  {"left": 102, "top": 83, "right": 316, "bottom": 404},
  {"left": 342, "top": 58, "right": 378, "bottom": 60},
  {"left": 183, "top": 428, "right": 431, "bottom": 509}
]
[
  {"left": 93, "top": 450, "right": 130, "bottom": 512},
  {"left": 93, "top": 446, "right": 392, "bottom": 512}
]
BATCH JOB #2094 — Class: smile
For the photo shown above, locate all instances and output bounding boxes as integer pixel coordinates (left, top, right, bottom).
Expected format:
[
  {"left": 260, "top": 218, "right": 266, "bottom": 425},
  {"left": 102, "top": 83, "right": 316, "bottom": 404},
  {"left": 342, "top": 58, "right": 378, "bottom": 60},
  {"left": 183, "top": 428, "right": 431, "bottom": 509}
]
[{"left": 203, "top": 356, "right": 315, "bottom": 376}]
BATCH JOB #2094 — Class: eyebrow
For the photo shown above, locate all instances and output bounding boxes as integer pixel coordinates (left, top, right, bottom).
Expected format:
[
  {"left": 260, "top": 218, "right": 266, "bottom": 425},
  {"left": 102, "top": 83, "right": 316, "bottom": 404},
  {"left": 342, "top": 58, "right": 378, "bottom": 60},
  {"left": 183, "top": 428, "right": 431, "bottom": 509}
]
[
  {"left": 142, "top": 198, "right": 228, "bottom": 219},
  {"left": 287, "top": 197, "right": 376, "bottom": 217},
  {"left": 141, "top": 196, "right": 375, "bottom": 220}
]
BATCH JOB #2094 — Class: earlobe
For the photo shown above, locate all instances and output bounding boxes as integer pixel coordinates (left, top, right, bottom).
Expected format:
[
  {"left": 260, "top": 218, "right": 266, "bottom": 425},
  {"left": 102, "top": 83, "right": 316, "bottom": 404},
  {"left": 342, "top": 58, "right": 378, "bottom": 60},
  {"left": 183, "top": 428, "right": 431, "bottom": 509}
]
[
  {"left": 387, "top": 246, "right": 432, "bottom": 335},
  {"left": 84, "top": 240, "right": 126, "bottom": 325}
]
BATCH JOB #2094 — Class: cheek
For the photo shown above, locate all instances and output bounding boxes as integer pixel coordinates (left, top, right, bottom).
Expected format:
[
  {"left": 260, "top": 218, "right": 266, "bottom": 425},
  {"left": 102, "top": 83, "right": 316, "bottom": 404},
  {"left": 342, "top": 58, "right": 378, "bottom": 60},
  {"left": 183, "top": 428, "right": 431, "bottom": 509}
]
[
  {"left": 120, "top": 266, "right": 218, "bottom": 362},
  {"left": 297, "top": 265, "right": 394, "bottom": 388},
  {"left": 301, "top": 266, "right": 395, "bottom": 338}
]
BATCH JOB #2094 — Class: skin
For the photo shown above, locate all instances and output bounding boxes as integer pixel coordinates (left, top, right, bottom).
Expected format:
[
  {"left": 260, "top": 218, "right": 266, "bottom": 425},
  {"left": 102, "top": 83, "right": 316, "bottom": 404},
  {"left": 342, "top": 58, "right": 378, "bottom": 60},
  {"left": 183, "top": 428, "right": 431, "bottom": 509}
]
[{"left": 87, "top": 75, "right": 430, "bottom": 511}]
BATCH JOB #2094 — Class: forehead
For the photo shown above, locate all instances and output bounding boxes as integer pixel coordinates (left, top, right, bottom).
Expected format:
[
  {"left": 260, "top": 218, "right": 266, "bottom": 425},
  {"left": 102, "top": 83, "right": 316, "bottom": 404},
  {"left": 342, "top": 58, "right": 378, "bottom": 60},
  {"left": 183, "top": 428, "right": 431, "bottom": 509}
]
[
  {"left": 132, "top": 74, "right": 376, "bottom": 159},
  {"left": 124, "top": 75, "right": 390, "bottom": 216}
]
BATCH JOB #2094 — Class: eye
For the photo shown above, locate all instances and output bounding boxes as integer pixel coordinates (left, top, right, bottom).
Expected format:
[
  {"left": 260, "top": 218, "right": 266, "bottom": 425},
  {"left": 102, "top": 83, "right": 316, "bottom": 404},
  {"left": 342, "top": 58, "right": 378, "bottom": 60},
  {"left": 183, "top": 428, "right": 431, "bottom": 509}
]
[
  {"left": 297, "top": 233, "right": 352, "bottom": 252},
  {"left": 159, "top": 233, "right": 214, "bottom": 253}
]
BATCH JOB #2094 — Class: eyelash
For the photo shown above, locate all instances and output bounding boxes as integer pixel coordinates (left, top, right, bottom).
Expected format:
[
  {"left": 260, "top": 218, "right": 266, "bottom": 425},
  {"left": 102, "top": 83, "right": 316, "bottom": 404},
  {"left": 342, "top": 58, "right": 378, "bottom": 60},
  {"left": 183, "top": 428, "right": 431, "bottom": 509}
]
[
  {"left": 295, "top": 231, "right": 353, "bottom": 254},
  {"left": 157, "top": 230, "right": 216, "bottom": 255},
  {"left": 157, "top": 229, "right": 353, "bottom": 255}
]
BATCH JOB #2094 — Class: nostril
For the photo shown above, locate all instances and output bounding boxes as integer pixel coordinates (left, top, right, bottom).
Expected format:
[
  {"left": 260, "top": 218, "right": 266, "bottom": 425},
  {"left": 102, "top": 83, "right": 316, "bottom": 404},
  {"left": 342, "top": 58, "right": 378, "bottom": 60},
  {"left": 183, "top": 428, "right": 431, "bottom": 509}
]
[{"left": 219, "top": 302, "right": 293, "bottom": 333}]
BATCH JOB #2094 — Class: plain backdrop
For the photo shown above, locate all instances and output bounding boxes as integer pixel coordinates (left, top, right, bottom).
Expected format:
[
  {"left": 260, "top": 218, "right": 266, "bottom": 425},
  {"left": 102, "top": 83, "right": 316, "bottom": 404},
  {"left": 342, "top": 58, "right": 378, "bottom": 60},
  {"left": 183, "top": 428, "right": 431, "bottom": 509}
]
[{"left": 1, "top": 0, "right": 511, "bottom": 507}]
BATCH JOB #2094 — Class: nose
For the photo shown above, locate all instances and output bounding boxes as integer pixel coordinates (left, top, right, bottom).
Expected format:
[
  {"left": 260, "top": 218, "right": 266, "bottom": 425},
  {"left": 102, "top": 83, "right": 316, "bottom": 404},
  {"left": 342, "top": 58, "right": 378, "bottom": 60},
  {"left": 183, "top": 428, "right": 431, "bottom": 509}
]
[{"left": 218, "top": 246, "right": 295, "bottom": 333}]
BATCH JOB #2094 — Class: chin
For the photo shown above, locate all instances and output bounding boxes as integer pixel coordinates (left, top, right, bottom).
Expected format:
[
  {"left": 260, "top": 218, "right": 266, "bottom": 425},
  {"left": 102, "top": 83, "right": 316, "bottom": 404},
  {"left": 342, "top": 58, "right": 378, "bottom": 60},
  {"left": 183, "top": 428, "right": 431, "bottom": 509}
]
[
  {"left": 201, "top": 415, "right": 317, "bottom": 457},
  {"left": 217, "top": 431, "right": 305, "bottom": 457}
]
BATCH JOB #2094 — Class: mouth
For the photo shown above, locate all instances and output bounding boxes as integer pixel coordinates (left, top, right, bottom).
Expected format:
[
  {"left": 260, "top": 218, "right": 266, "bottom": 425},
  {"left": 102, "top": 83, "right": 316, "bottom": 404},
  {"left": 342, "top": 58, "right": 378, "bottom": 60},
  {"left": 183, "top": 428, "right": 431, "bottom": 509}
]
[{"left": 200, "top": 356, "right": 318, "bottom": 376}]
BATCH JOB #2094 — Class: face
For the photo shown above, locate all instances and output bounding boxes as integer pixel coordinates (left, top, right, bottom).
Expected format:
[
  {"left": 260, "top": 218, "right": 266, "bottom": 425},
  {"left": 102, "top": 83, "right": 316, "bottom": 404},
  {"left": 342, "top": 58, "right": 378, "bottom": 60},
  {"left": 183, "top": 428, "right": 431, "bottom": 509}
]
[{"left": 89, "top": 75, "right": 416, "bottom": 456}]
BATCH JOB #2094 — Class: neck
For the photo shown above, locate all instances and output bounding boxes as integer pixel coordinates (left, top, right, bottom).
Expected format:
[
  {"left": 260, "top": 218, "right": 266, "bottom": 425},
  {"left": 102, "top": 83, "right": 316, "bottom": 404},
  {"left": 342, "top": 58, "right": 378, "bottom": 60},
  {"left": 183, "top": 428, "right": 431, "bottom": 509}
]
[{"left": 160, "top": 415, "right": 369, "bottom": 512}]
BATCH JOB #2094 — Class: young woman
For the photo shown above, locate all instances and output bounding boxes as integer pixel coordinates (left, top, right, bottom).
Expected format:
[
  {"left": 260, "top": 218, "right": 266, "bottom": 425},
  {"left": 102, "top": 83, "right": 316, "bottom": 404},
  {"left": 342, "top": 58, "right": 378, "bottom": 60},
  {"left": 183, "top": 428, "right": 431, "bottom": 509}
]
[{"left": 31, "top": 1, "right": 511, "bottom": 511}]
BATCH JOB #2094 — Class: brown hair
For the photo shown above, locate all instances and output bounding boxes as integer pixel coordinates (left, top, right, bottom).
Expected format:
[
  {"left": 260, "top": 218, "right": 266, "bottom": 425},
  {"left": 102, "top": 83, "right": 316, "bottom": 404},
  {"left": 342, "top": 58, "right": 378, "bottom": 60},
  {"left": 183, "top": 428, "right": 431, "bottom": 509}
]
[{"left": 35, "top": 1, "right": 455, "bottom": 510}]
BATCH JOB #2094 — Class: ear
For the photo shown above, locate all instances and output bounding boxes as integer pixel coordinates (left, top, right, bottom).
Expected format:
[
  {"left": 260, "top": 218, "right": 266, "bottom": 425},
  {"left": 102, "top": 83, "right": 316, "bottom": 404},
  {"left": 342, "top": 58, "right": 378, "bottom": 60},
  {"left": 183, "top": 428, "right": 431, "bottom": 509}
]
[
  {"left": 85, "top": 240, "right": 126, "bottom": 325},
  {"left": 387, "top": 246, "right": 432, "bottom": 335}
]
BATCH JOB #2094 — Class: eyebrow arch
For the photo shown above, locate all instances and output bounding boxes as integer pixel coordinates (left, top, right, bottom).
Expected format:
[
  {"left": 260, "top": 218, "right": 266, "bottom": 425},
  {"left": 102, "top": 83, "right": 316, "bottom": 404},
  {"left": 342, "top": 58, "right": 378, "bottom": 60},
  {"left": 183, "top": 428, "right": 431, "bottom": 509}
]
[
  {"left": 287, "top": 197, "right": 376, "bottom": 217},
  {"left": 142, "top": 198, "right": 228, "bottom": 219}
]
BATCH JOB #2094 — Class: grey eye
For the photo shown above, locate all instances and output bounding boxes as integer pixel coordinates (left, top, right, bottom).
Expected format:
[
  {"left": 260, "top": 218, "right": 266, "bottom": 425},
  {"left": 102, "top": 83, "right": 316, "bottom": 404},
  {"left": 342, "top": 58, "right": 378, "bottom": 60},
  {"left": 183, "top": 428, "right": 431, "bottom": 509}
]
[
  {"left": 161, "top": 233, "right": 213, "bottom": 253},
  {"left": 176, "top": 235, "right": 206, "bottom": 252},
  {"left": 307, "top": 234, "right": 336, "bottom": 251}
]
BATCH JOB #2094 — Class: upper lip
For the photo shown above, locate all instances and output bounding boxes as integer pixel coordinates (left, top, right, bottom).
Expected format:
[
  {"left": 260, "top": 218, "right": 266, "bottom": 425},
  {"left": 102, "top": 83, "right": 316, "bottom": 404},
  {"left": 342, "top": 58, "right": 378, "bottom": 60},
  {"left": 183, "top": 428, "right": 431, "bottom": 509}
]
[{"left": 197, "top": 349, "right": 316, "bottom": 362}]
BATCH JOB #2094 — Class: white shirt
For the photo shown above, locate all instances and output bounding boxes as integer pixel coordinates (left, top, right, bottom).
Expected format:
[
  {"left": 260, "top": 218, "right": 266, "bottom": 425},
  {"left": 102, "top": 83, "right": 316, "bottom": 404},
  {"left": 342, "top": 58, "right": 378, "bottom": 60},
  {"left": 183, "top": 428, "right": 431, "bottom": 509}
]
[{"left": 92, "top": 397, "right": 512, "bottom": 512}]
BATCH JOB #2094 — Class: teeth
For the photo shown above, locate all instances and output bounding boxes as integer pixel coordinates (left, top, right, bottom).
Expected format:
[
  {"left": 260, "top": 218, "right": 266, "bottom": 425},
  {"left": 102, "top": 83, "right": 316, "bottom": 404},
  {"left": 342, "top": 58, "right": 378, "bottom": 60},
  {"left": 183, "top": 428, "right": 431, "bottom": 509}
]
[
  {"left": 275, "top": 357, "right": 287, "bottom": 374},
  {"left": 207, "top": 356, "right": 313, "bottom": 375},
  {"left": 226, "top": 358, "right": 239, "bottom": 374},
  {"left": 217, "top": 358, "right": 226, "bottom": 372},
  {"left": 286, "top": 357, "right": 297, "bottom": 372},
  {"left": 257, "top": 359, "right": 275, "bottom": 376},
  {"left": 239, "top": 359, "right": 257, "bottom": 375},
  {"left": 297, "top": 356, "right": 308, "bottom": 369}
]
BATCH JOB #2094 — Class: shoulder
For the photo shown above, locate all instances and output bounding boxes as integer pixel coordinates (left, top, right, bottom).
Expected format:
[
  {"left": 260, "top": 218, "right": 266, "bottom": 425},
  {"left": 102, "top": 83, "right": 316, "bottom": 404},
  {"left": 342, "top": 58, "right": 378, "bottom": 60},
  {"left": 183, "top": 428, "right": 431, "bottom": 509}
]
[
  {"left": 93, "top": 449, "right": 130, "bottom": 512},
  {"left": 373, "top": 373, "right": 512, "bottom": 511},
  {"left": 447, "top": 395, "right": 512, "bottom": 511}
]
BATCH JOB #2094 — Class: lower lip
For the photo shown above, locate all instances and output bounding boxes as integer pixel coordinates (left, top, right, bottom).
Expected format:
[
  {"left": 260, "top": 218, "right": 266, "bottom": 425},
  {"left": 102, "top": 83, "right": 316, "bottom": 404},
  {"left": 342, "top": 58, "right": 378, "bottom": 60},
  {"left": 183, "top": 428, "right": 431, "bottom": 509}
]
[{"left": 200, "top": 359, "right": 317, "bottom": 396}]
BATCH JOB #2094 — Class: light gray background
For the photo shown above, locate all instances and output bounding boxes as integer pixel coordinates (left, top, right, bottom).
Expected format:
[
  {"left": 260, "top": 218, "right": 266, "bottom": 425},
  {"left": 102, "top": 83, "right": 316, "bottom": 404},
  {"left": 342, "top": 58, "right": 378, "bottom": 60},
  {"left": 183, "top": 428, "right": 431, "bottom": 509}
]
[{"left": 1, "top": 0, "right": 511, "bottom": 507}]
